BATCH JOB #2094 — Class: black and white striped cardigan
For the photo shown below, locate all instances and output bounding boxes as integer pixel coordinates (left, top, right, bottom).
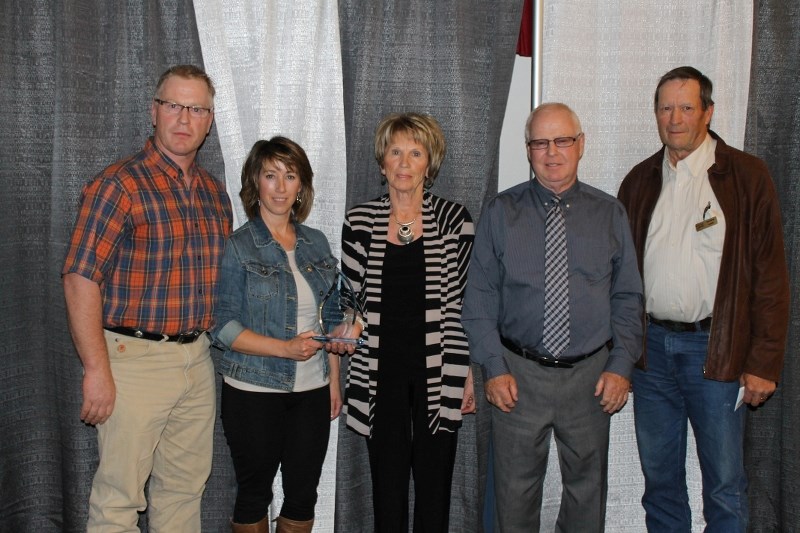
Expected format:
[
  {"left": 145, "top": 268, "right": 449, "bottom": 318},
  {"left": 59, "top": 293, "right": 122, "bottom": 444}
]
[
  {"left": 341, "top": 192, "right": 474, "bottom": 436},
  {"left": 342, "top": 192, "right": 474, "bottom": 435}
]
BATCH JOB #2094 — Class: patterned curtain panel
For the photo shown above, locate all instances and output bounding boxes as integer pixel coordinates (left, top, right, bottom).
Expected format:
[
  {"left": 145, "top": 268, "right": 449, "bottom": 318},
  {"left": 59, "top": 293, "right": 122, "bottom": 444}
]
[
  {"left": 335, "top": 2, "right": 523, "bottom": 532},
  {"left": 337, "top": 1, "right": 523, "bottom": 220},
  {"left": 193, "top": 0, "right": 348, "bottom": 251},
  {"left": 0, "top": 1, "right": 225, "bottom": 531},
  {"left": 539, "top": 1, "right": 754, "bottom": 531},
  {"left": 193, "top": 1, "right": 348, "bottom": 530},
  {"left": 744, "top": 1, "right": 800, "bottom": 531},
  {"left": 542, "top": 1, "right": 754, "bottom": 196}
]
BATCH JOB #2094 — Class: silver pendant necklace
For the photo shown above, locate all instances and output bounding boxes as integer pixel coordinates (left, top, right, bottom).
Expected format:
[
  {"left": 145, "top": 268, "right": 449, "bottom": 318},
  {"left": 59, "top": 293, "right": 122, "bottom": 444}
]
[{"left": 394, "top": 216, "right": 416, "bottom": 244}]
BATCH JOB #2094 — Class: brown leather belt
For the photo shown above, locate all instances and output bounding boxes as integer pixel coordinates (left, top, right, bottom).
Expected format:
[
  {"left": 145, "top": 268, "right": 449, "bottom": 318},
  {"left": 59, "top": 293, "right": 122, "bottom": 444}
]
[
  {"left": 106, "top": 326, "right": 206, "bottom": 344},
  {"left": 500, "top": 337, "right": 609, "bottom": 369},
  {"left": 647, "top": 315, "right": 711, "bottom": 333}
]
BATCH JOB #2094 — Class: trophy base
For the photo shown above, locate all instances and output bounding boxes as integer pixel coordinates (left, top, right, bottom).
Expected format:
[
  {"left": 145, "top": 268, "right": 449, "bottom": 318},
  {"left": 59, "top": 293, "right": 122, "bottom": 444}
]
[{"left": 312, "top": 335, "right": 365, "bottom": 346}]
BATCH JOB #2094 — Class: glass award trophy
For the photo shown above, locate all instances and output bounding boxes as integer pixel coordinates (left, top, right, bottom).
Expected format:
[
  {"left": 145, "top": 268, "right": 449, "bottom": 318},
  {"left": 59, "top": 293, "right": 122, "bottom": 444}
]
[{"left": 312, "top": 270, "right": 365, "bottom": 346}]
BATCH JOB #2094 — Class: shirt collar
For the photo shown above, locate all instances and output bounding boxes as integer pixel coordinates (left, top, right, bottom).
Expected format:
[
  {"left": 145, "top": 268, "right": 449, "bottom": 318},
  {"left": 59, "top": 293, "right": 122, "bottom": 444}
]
[
  {"left": 663, "top": 133, "right": 717, "bottom": 179},
  {"left": 250, "top": 216, "right": 310, "bottom": 248},
  {"left": 532, "top": 177, "right": 578, "bottom": 206},
  {"left": 144, "top": 136, "right": 204, "bottom": 184}
]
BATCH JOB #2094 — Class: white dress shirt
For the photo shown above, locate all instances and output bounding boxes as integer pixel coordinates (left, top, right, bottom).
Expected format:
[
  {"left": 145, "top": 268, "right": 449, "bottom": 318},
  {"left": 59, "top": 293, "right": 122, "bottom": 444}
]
[{"left": 644, "top": 134, "right": 726, "bottom": 322}]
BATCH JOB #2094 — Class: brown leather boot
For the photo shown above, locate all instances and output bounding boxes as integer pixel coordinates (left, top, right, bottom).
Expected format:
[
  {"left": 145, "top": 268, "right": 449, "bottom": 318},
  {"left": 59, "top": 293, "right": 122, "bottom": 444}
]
[
  {"left": 275, "top": 515, "right": 314, "bottom": 533},
  {"left": 230, "top": 515, "right": 269, "bottom": 533}
]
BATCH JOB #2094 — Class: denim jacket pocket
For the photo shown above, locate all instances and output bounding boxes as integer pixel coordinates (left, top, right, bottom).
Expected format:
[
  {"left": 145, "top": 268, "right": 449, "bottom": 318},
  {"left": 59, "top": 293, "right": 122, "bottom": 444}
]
[
  {"left": 244, "top": 261, "right": 280, "bottom": 301},
  {"left": 310, "top": 255, "right": 338, "bottom": 283},
  {"left": 296, "top": 252, "right": 337, "bottom": 274},
  {"left": 296, "top": 254, "right": 337, "bottom": 298}
]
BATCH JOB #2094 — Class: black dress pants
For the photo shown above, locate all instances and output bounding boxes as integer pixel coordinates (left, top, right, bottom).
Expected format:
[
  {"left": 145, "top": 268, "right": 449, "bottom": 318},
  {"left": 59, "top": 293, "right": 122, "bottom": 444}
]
[{"left": 366, "top": 369, "right": 458, "bottom": 533}]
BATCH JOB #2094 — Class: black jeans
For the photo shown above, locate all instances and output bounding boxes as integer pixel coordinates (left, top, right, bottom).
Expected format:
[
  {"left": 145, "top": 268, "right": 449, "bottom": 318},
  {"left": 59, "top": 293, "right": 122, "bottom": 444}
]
[{"left": 221, "top": 383, "right": 330, "bottom": 523}]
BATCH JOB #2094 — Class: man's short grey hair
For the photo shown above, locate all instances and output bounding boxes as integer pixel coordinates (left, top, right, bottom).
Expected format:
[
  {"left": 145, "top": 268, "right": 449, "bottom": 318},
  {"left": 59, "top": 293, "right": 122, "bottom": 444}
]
[{"left": 524, "top": 102, "right": 583, "bottom": 142}]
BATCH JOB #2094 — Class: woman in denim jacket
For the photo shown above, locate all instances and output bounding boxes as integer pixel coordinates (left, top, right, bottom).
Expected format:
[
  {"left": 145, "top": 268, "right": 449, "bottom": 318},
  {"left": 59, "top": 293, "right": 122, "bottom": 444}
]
[{"left": 213, "top": 137, "right": 361, "bottom": 533}]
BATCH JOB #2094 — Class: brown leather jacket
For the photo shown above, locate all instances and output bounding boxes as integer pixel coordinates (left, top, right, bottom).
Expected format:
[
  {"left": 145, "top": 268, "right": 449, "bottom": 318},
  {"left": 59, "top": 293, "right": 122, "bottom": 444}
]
[{"left": 617, "top": 131, "right": 789, "bottom": 382}]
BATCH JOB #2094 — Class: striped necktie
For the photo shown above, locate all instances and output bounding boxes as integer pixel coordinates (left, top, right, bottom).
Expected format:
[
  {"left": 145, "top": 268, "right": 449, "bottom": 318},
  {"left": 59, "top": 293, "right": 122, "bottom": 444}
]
[{"left": 543, "top": 196, "right": 570, "bottom": 357}]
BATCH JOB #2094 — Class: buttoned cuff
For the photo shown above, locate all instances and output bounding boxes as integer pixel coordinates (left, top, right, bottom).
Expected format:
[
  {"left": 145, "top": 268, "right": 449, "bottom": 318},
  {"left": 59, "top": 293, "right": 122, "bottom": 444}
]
[
  {"left": 603, "top": 350, "right": 635, "bottom": 380},
  {"left": 479, "top": 354, "right": 512, "bottom": 381}
]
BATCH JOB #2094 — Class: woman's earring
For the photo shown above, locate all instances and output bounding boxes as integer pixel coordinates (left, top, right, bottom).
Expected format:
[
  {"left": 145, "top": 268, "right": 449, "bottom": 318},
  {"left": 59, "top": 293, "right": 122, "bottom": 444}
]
[{"left": 296, "top": 194, "right": 302, "bottom": 204}]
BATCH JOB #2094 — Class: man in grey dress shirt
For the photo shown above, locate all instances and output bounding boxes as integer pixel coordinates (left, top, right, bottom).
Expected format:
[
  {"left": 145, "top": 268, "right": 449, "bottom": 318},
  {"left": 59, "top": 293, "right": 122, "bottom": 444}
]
[{"left": 462, "top": 102, "right": 643, "bottom": 532}]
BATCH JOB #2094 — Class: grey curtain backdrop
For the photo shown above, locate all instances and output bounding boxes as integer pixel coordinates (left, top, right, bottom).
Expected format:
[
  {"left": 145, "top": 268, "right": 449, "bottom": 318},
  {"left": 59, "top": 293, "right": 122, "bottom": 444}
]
[
  {"left": 334, "top": 2, "right": 522, "bottom": 532},
  {"left": 0, "top": 1, "right": 235, "bottom": 531},
  {"left": 743, "top": 1, "right": 800, "bottom": 532}
]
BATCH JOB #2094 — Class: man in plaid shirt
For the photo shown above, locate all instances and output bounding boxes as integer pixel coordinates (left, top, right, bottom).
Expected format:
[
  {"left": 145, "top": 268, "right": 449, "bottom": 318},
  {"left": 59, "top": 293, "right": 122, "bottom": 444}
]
[{"left": 62, "top": 64, "right": 232, "bottom": 532}]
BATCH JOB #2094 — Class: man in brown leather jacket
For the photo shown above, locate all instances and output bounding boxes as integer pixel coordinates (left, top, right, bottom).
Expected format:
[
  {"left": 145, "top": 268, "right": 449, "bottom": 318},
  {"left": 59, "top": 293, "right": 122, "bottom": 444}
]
[{"left": 617, "top": 66, "right": 789, "bottom": 532}]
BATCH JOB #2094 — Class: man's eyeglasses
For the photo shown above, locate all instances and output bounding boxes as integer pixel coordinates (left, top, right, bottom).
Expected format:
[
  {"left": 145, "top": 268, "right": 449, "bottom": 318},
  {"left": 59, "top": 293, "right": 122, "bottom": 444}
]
[
  {"left": 153, "top": 98, "right": 213, "bottom": 118},
  {"left": 526, "top": 133, "right": 583, "bottom": 151}
]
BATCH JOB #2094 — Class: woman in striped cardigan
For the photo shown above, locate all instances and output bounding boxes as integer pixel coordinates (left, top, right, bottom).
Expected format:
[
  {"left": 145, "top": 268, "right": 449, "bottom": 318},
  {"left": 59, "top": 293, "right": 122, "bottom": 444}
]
[{"left": 340, "top": 113, "right": 475, "bottom": 532}]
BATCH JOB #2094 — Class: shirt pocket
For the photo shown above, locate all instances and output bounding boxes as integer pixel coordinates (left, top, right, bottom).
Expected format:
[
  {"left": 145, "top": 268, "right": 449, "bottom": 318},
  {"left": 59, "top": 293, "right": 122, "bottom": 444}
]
[
  {"left": 568, "top": 239, "right": 614, "bottom": 320},
  {"left": 244, "top": 261, "right": 280, "bottom": 301},
  {"left": 570, "top": 239, "right": 612, "bottom": 286},
  {"left": 692, "top": 205, "right": 725, "bottom": 257}
]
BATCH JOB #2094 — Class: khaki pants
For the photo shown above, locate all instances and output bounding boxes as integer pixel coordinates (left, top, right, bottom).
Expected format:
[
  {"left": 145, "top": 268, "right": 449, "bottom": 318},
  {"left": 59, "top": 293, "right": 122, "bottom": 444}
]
[{"left": 87, "top": 330, "right": 215, "bottom": 532}]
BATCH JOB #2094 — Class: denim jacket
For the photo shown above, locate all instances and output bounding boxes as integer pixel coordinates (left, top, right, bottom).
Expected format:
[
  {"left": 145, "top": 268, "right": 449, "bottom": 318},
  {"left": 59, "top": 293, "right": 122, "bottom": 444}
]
[{"left": 212, "top": 216, "right": 342, "bottom": 390}]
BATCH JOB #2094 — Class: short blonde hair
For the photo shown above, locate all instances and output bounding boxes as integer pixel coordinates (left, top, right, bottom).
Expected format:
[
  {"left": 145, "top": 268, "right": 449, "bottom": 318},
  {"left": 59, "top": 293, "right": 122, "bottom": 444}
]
[
  {"left": 154, "top": 64, "right": 215, "bottom": 100},
  {"left": 374, "top": 112, "right": 446, "bottom": 188}
]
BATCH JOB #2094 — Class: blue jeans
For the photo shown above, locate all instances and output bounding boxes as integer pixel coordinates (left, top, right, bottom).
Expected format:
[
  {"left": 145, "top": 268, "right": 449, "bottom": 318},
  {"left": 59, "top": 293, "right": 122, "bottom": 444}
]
[{"left": 633, "top": 323, "right": 747, "bottom": 532}]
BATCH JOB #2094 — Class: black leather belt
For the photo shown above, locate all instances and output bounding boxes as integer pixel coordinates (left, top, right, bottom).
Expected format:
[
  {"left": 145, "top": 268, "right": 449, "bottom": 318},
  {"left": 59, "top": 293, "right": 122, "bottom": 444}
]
[
  {"left": 106, "top": 326, "right": 206, "bottom": 344},
  {"left": 500, "top": 337, "right": 608, "bottom": 369},
  {"left": 647, "top": 315, "right": 711, "bottom": 333}
]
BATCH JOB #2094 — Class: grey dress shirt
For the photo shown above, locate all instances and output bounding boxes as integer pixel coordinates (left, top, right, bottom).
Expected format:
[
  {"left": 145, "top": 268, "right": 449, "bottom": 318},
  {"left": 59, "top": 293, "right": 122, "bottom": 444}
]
[{"left": 462, "top": 178, "right": 643, "bottom": 380}]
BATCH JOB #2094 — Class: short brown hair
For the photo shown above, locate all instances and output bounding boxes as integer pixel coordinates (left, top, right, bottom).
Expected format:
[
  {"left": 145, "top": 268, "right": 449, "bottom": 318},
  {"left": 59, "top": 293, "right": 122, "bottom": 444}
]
[
  {"left": 374, "top": 112, "right": 446, "bottom": 188},
  {"left": 154, "top": 64, "right": 215, "bottom": 100},
  {"left": 654, "top": 66, "right": 714, "bottom": 112},
  {"left": 239, "top": 137, "right": 315, "bottom": 222}
]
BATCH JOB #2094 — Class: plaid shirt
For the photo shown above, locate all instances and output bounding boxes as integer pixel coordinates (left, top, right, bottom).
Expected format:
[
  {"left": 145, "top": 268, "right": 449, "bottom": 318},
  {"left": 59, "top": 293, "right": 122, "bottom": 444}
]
[{"left": 63, "top": 138, "right": 233, "bottom": 335}]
